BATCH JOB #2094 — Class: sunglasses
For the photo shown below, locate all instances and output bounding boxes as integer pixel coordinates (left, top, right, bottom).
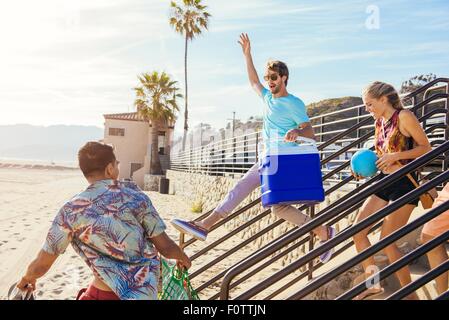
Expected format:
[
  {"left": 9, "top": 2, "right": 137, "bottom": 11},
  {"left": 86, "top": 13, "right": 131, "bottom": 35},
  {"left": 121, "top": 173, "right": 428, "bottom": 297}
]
[{"left": 263, "top": 73, "right": 280, "bottom": 82}]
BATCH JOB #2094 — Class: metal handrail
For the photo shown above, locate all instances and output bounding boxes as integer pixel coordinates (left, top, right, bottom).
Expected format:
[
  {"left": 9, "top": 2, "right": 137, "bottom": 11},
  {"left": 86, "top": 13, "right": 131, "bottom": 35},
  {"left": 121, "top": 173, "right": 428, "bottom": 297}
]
[
  {"left": 286, "top": 181, "right": 449, "bottom": 300},
  {"left": 337, "top": 229, "right": 449, "bottom": 300},
  {"left": 184, "top": 110, "right": 446, "bottom": 292},
  {"left": 239, "top": 171, "right": 449, "bottom": 300},
  {"left": 197, "top": 172, "right": 381, "bottom": 290},
  {"left": 173, "top": 93, "right": 449, "bottom": 173},
  {"left": 435, "top": 290, "right": 449, "bottom": 300},
  {"left": 387, "top": 258, "right": 449, "bottom": 300},
  {"left": 219, "top": 141, "right": 449, "bottom": 299},
  {"left": 172, "top": 78, "right": 449, "bottom": 162},
  {"left": 172, "top": 79, "right": 449, "bottom": 298},
  {"left": 185, "top": 125, "right": 445, "bottom": 298}
]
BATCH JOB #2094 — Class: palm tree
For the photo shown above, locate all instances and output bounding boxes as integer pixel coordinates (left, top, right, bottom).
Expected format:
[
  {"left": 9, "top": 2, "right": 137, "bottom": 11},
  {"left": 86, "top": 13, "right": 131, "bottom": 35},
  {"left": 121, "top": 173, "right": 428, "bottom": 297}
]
[
  {"left": 169, "top": 0, "right": 211, "bottom": 151},
  {"left": 134, "top": 71, "right": 181, "bottom": 175}
]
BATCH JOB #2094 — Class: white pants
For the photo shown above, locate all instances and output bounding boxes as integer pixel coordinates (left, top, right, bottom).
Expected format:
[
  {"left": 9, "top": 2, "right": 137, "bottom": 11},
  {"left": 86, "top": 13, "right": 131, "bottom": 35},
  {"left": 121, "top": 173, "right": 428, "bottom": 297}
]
[{"left": 214, "top": 163, "right": 311, "bottom": 226}]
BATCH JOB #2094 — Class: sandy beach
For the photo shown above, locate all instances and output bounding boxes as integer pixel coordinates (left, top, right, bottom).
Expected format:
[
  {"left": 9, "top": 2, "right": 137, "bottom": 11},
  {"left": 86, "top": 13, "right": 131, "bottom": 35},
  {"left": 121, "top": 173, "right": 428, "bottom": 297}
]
[
  {"left": 0, "top": 163, "right": 312, "bottom": 300},
  {"left": 0, "top": 165, "right": 263, "bottom": 300},
  {"left": 0, "top": 164, "right": 439, "bottom": 300}
]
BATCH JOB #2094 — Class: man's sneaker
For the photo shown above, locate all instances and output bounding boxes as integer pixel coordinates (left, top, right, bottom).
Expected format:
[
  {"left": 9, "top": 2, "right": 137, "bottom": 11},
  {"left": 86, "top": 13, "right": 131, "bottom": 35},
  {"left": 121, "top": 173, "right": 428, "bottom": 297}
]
[
  {"left": 319, "top": 226, "right": 336, "bottom": 263},
  {"left": 171, "top": 219, "right": 208, "bottom": 241}
]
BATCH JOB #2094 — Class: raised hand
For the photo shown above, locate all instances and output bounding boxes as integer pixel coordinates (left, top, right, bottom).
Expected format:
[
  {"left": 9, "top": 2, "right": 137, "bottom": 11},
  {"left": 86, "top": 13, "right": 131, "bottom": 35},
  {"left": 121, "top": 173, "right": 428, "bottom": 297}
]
[{"left": 238, "top": 33, "right": 251, "bottom": 56}]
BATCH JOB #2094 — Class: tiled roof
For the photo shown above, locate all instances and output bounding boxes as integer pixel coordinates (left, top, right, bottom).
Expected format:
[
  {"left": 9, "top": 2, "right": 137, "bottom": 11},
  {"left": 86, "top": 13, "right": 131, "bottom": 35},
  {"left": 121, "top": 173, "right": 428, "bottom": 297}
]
[
  {"left": 103, "top": 112, "right": 175, "bottom": 128},
  {"left": 103, "top": 112, "right": 146, "bottom": 122}
]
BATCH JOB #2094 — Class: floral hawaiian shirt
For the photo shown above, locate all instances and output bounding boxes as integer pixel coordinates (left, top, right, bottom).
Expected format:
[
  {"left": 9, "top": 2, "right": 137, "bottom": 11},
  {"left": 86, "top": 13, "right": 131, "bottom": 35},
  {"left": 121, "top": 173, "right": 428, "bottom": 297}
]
[{"left": 42, "top": 179, "right": 166, "bottom": 300}]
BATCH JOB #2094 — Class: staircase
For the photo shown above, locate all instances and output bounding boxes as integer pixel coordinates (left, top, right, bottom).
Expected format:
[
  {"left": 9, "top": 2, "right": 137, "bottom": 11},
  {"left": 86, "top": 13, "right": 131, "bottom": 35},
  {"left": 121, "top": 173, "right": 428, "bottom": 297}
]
[{"left": 171, "top": 78, "right": 449, "bottom": 300}]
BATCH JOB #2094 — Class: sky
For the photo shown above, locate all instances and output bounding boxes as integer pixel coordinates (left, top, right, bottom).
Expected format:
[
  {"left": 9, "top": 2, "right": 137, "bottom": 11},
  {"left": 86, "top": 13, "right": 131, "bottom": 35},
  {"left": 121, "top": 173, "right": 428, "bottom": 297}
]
[{"left": 0, "top": 0, "right": 448, "bottom": 138}]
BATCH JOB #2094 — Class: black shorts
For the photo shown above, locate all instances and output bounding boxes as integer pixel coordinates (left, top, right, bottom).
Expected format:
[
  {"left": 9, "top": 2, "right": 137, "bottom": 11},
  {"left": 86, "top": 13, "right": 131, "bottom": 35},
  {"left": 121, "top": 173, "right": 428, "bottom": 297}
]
[{"left": 374, "top": 173, "right": 419, "bottom": 206}]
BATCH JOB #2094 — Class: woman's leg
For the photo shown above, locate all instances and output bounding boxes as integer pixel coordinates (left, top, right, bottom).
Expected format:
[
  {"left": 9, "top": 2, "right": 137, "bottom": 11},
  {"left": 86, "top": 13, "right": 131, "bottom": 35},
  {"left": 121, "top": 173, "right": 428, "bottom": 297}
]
[
  {"left": 380, "top": 204, "right": 418, "bottom": 299},
  {"left": 353, "top": 195, "right": 389, "bottom": 274},
  {"left": 421, "top": 232, "right": 449, "bottom": 295}
]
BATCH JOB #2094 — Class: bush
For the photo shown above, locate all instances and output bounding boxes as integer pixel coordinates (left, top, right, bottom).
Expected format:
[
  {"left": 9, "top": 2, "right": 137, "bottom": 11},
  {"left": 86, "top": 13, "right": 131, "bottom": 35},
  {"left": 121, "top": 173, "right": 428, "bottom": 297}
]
[{"left": 191, "top": 199, "right": 204, "bottom": 213}]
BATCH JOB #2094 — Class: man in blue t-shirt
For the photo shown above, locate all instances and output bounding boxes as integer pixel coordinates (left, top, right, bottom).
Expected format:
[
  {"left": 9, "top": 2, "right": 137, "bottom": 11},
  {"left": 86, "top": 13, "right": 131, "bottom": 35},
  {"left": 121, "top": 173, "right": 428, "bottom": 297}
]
[{"left": 172, "top": 33, "right": 335, "bottom": 263}]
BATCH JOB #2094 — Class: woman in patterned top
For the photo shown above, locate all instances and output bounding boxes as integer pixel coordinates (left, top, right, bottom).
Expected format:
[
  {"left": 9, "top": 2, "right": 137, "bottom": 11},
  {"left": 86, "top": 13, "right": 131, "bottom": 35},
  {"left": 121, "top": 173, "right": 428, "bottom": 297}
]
[
  {"left": 15, "top": 142, "right": 191, "bottom": 300},
  {"left": 352, "top": 82, "right": 431, "bottom": 300}
]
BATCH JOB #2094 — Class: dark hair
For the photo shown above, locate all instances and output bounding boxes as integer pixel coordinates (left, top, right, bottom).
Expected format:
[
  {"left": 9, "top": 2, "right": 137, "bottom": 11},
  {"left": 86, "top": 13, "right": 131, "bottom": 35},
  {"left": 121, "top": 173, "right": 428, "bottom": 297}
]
[
  {"left": 78, "top": 142, "right": 116, "bottom": 177},
  {"left": 267, "top": 60, "right": 289, "bottom": 86}
]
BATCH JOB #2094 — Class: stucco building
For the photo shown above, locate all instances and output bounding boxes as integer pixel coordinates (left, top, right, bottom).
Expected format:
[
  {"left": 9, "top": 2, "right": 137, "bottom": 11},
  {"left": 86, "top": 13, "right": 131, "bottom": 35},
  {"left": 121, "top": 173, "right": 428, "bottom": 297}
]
[{"left": 103, "top": 112, "right": 174, "bottom": 188}]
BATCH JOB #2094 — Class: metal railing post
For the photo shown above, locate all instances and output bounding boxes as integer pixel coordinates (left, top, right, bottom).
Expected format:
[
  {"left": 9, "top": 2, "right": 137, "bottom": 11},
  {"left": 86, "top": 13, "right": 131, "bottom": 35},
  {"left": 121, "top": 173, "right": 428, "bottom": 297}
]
[
  {"left": 179, "top": 233, "right": 185, "bottom": 249},
  {"left": 318, "top": 116, "right": 324, "bottom": 161},
  {"left": 445, "top": 84, "right": 449, "bottom": 172},
  {"left": 357, "top": 106, "right": 363, "bottom": 149},
  {"left": 255, "top": 132, "right": 260, "bottom": 163},
  {"left": 307, "top": 205, "right": 315, "bottom": 280}
]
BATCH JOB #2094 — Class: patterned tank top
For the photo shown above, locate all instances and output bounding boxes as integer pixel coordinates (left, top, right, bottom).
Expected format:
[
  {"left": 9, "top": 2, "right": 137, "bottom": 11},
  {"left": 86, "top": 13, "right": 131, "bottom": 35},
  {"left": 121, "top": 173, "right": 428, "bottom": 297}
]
[{"left": 374, "top": 109, "right": 413, "bottom": 165}]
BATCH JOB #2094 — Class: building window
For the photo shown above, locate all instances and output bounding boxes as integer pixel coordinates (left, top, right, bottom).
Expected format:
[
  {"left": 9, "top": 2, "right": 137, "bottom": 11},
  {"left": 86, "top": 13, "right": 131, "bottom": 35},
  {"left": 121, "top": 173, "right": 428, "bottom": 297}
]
[{"left": 109, "top": 128, "right": 125, "bottom": 136}]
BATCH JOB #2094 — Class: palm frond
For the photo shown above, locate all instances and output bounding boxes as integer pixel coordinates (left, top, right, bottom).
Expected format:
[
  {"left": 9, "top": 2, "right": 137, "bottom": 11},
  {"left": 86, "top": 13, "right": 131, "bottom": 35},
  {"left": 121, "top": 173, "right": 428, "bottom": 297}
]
[{"left": 132, "top": 71, "right": 181, "bottom": 124}]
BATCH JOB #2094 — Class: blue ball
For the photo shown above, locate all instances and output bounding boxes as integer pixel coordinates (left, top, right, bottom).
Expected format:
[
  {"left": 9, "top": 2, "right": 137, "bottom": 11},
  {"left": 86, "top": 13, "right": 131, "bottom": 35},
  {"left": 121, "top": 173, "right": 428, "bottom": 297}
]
[{"left": 351, "top": 149, "right": 378, "bottom": 177}]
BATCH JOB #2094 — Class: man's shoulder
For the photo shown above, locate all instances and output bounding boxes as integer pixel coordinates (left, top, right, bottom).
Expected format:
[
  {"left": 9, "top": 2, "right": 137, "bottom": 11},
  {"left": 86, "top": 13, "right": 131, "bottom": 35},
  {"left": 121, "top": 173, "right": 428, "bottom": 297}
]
[
  {"left": 288, "top": 93, "right": 305, "bottom": 106},
  {"left": 118, "top": 180, "right": 151, "bottom": 203},
  {"left": 261, "top": 87, "right": 271, "bottom": 99}
]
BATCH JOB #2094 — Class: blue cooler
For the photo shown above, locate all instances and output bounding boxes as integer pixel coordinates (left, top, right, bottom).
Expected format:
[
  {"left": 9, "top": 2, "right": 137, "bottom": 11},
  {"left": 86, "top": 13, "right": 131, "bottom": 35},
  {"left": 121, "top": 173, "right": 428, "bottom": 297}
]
[{"left": 259, "top": 137, "right": 325, "bottom": 207}]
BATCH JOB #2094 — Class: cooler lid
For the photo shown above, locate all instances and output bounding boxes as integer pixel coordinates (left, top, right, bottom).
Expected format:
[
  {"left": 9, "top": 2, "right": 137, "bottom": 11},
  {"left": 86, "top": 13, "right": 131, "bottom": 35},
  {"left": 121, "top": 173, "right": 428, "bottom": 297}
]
[{"left": 261, "top": 137, "right": 319, "bottom": 156}]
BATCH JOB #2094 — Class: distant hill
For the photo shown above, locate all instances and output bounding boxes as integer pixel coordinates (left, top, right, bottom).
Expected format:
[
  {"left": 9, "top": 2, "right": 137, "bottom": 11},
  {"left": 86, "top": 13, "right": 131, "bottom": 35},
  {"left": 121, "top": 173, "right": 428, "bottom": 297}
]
[
  {"left": 0, "top": 124, "right": 103, "bottom": 162},
  {"left": 307, "top": 96, "right": 363, "bottom": 117},
  {"left": 307, "top": 96, "right": 366, "bottom": 139}
]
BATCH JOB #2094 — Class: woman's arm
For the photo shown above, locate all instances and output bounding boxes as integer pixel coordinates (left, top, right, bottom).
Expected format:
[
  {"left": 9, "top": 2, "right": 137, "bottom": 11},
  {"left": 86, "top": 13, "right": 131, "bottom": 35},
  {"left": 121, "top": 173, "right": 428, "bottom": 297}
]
[{"left": 396, "top": 110, "right": 432, "bottom": 160}]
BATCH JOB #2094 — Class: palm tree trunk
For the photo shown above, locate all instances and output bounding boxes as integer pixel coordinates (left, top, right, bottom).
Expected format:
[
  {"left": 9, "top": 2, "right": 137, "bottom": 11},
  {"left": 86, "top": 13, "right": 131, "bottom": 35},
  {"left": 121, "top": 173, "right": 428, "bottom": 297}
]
[
  {"left": 150, "top": 121, "right": 163, "bottom": 175},
  {"left": 181, "top": 34, "right": 189, "bottom": 152}
]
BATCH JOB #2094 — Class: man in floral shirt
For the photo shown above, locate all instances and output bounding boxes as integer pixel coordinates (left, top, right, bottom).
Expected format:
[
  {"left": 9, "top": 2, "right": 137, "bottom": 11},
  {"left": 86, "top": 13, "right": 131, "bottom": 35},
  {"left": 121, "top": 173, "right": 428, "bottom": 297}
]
[{"left": 16, "top": 142, "right": 191, "bottom": 300}]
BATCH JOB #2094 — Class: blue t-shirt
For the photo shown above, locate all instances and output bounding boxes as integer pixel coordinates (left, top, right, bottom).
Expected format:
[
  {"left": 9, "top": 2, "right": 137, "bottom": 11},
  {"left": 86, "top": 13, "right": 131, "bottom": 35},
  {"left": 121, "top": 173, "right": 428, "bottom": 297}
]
[{"left": 261, "top": 87, "right": 310, "bottom": 148}]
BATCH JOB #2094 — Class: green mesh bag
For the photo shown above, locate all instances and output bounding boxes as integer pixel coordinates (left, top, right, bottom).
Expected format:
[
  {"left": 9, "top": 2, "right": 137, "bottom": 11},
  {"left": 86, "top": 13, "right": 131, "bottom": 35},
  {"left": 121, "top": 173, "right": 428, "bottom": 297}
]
[{"left": 159, "top": 259, "right": 200, "bottom": 300}]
